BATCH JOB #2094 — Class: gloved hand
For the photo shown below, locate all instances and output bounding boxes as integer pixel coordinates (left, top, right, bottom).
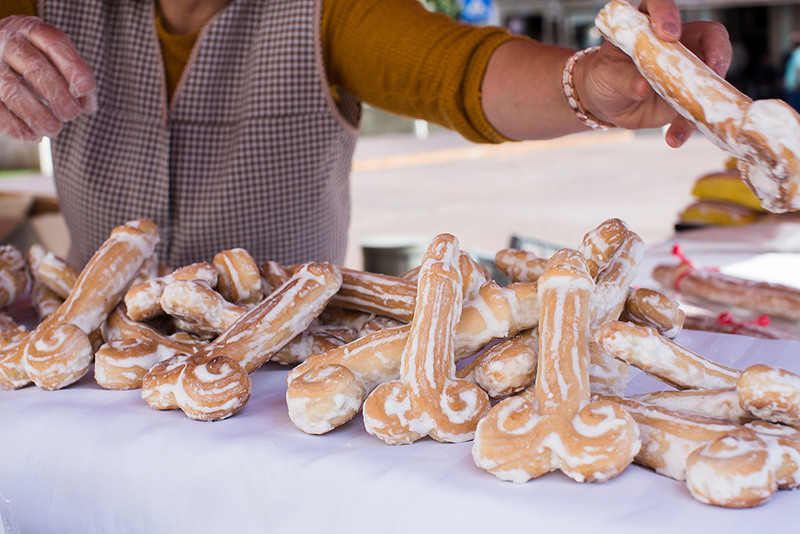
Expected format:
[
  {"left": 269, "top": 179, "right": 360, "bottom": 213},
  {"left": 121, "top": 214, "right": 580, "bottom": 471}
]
[{"left": 0, "top": 15, "right": 96, "bottom": 144}]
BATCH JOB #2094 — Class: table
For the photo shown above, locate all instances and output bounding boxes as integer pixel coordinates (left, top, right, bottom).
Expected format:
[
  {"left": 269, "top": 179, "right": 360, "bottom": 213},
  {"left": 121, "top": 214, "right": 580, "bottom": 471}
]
[
  {"left": 1, "top": 328, "right": 799, "bottom": 533},
  {"left": 5, "top": 218, "right": 800, "bottom": 533}
]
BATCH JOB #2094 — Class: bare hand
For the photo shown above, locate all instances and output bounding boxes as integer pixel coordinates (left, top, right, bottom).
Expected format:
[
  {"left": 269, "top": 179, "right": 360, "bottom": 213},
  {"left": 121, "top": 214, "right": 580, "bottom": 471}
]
[
  {"left": 0, "top": 16, "right": 96, "bottom": 144},
  {"left": 579, "top": 0, "right": 732, "bottom": 147}
]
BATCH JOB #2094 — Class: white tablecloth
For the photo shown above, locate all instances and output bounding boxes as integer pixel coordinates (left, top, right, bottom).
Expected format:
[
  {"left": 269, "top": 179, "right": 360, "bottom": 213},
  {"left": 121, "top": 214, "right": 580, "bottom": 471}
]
[{"left": 1, "top": 328, "right": 800, "bottom": 534}]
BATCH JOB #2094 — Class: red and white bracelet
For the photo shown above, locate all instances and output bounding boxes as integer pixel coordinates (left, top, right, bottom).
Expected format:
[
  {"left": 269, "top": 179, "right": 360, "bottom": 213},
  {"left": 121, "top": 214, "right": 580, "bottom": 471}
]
[{"left": 561, "top": 46, "right": 616, "bottom": 131}]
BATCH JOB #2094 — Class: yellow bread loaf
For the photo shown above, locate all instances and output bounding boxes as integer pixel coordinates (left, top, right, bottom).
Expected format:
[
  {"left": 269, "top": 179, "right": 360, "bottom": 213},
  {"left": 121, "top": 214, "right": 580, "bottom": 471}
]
[
  {"left": 679, "top": 200, "right": 760, "bottom": 226},
  {"left": 691, "top": 171, "right": 768, "bottom": 212}
]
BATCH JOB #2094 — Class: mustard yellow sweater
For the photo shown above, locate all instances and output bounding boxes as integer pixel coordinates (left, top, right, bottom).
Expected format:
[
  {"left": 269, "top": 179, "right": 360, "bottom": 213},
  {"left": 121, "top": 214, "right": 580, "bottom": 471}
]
[{"left": 3, "top": 0, "right": 515, "bottom": 142}]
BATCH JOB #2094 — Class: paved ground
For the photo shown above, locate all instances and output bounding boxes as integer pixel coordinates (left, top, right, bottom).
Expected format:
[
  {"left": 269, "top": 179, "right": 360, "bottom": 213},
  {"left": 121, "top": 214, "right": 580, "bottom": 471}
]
[{"left": 344, "top": 127, "right": 729, "bottom": 271}]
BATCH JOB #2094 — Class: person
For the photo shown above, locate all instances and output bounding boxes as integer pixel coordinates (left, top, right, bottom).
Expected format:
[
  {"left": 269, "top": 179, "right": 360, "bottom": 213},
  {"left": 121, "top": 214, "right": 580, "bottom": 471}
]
[{"left": 0, "top": 0, "right": 732, "bottom": 269}]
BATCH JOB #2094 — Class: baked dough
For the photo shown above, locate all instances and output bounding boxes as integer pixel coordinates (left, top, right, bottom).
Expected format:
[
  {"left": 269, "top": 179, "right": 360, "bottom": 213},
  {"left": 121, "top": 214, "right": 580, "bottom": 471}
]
[{"left": 596, "top": 0, "right": 800, "bottom": 213}]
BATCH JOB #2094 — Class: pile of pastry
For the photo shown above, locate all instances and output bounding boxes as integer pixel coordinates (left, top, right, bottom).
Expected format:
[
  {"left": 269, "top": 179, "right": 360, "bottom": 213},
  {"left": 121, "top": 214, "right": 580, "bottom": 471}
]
[{"left": 3, "top": 217, "right": 800, "bottom": 509}]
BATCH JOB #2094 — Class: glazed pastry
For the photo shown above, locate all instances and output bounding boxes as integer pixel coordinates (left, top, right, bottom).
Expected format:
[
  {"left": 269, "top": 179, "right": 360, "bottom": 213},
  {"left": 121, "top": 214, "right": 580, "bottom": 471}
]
[
  {"left": 594, "top": 320, "right": 741, "bottom": 390},
  {"left": 0, "top": 245, "right": 29, "bottom": 308},
  {"left": 259, "top": 260, "right": 292, "bottom": 295},
  {"left": 287, "top": 276, "right": 540, "bottom": 435},
  {"left": 103, "top": 305, "right": 207, "bottom": 355},
  {"left": 24, "top": 322, "right": 94, "bottom": 391},
  {"left": 454, "top": 280, "right": 539, "bottom": 360},
  {"left": 317, "top": 307, "right": 383, "bottom": 333},
  {"left": 362, "top": 233, "right": 490, "bottom": 445},
  {"left": 458, "top": 251, "right": 492, "bottom": 301},
  {"left": 738, "top": 364, "right": 800, "bottom": 428},
  {"left": 328, "top": 267, "right": 417, "bottom": 323},
  {"left": 198, "top": 262, "right": 342, "bottom": 374},
  {"left": 605, "top": 395, "right": 800, "bottom": 508},
  {"left": 577, "top": 218, "right": 631, "bottom": 278},
  {"left": 141, "top": 351, "right": 251, "bottom": 421},
  {"left": 494, "top": 248, "right": 547, "bottom": 283},
  {"left": 212, "top": 248, "right": 263, "bottom": 306},
  {"left": 124, "top": 261, "right": 218, "bottom": 322},
  {"left": 621, "top": 287, "right": 685, "bottom": 338},
  {"left": 472, "top": 249, "right": 640, "bottom": 483},
  {"left": 27, "top": 244, "right": 76, "bottom": 299},
  {"left": 631, "top": 388, "right": 751, "bottom": 424},
  {"left": 286, "top": 324, "right": 408, "bottom": 435},
  {"left": 159, "top": 279, "right": 248, "bottom": 337},
  {"left": 23, "top": 219, "right": 159, "bottom": 390},
  {"left": 588, "top": 340, "right": 630, "bottom": 396},
  {"left": 456, "top": 328, "right": 538, "bottom": 399},
  {"left": 652, "top": 261, "right": 800, "bottom": 322},
  {"left": 580, "top": 219, "right": 645, "bottom": 396},
  {"left": 580, "top": 219, "right": 645, "bottom": 327},
  {"left": 0, "top": 312, "right": 31, "bottom": 389},
  {"left": 0, "top": 341, "right": 29, "bottom": 389},
  {"left": 271, "top": 322, "right": 356, "bottom": 366},
  {"left": 595, "top": 0, "right": 800, "bottom": 213},
  {"left": 0, "top": 313, "right": 30, "bottom": 389},
  {"left": 95, "top": 338, "right": 182, "bottom": 390},
  {"left": 357, "top": 315, "right": 406, "bottom": 336}
]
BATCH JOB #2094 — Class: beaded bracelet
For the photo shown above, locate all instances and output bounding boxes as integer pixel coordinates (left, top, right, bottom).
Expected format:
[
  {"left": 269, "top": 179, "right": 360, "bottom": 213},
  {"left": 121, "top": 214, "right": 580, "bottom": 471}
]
[{"left": 562, "top": 46, "right": 616, "bottom": 131}]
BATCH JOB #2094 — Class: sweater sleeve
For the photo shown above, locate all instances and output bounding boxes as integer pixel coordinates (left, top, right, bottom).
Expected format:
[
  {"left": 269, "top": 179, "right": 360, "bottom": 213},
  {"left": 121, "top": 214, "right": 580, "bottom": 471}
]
[
  {"left": 322, "top": 0, "right": 522, "bottom": 144},
  {"left": 0, "top": 0, "right": 37, "bottom": 18}
]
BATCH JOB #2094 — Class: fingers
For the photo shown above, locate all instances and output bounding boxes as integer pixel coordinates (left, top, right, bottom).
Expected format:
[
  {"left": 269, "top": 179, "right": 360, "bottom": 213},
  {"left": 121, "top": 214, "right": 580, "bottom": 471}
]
[
  {"left": 636, "top": 4, "right": 732, "bottom": 77},
  {"left": 681, "top": 20, "right": 733, "bottom": 78},
  {"left": 0, "top": 16, "right": 95, "bottom": 143},
  {"left": 0, "top": 102, "right": 40, "bottom": 144},
  {"left": 664, "top": 117, "right": 696, "bottom": 148},
  {"left": 0, "top": 62, "right": 62, "bottom": 138},
  {"left": 4, "top": 35, "right": 82, "bottom": 122},
  {"left": 27, "top": 21, "right": 95, "bottom": 102},
  {"left": 638, "top": 0, "right": 681, "bottom": 41},
  {"left": 651, "top": 19, "right": 731, "bottom": 148}
]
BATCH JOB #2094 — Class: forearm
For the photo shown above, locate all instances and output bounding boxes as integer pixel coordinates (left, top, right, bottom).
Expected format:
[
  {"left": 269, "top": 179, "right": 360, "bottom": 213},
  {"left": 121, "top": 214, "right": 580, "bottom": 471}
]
[
  {"left": 324, "top": 0, "right": 516, "bottom": 143},
  {"left": 481, "top": 39, "right": 588, "bottom": 141}
]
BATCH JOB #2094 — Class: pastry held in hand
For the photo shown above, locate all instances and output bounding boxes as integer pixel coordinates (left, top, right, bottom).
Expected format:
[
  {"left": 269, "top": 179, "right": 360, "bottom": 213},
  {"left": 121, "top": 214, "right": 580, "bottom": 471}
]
[{"left": 595, "top": 0, "right": 800, "bottom": 213}]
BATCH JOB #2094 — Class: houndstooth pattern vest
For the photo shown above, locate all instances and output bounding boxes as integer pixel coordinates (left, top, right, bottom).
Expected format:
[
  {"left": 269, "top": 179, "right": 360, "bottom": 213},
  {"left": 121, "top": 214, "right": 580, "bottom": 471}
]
[{"left": 41, "top": 0, "right": 360, "bottom": 268}]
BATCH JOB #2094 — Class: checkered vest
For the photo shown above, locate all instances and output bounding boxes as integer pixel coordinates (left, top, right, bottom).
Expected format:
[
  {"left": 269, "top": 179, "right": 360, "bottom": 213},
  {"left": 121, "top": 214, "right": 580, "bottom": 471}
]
[{"left": 41, "top": 0, "right": 360, "bottom": 268}]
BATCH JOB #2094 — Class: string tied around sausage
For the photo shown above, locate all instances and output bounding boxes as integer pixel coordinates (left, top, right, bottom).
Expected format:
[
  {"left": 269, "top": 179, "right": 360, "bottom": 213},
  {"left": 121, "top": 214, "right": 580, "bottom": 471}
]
[
  {"left": 716, "top": 312, "right": 771, "bottom": 334},
  {"left": 670, "top": 244, "right": 719, "bottom": 291}
]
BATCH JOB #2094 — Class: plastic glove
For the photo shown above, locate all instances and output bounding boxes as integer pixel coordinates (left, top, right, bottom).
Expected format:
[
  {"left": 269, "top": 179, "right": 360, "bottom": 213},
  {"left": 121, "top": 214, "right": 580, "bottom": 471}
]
[{"left": 0, "top": 15, "right": 96, "bottom": 144}]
